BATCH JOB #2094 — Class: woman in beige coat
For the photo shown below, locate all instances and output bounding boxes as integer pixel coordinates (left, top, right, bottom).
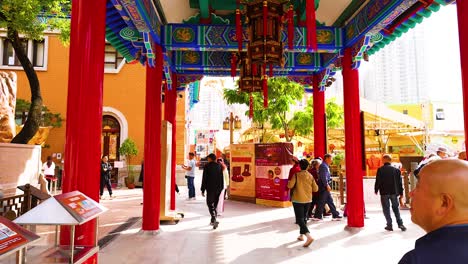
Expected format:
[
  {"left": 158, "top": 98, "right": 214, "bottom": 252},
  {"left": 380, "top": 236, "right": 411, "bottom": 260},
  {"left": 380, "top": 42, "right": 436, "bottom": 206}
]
[{"left": 288, "top": 159, "right": 319, "bottom": 247}]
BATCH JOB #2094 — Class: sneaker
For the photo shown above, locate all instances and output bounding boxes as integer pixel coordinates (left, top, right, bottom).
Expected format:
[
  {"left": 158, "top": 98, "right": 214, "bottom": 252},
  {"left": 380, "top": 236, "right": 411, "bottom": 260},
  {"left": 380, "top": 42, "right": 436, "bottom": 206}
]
[
  {"left": 311, "top": 217, "right": 323, "bottom": 222},
  {"left": 213, "top": 221, "right": 219, "bottom": 229},
  {"left": 385, "top": 226, "right": 393, "bottom": 231},
  {"left": 398, "top": 225, "right": 407, "bottom": 232},
  {"left": 332, "top": 215, "right": 343, "bottom": 221}
]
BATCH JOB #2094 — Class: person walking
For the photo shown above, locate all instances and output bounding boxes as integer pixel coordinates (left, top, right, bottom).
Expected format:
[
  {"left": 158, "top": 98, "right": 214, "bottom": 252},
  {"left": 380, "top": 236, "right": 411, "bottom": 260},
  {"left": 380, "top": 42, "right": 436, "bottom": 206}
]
[
  {"left": 216, "top": 158, "right": 229, "bottom": 216},
  {"left": 312, "top": 154, "right": 342, "bottom": 221},
  {"left": 100, "top": 155, "right": 113, "bottom": 199},
  {"left": 288, "top": 159, "right": 318, "bottom": 247},
  {"left": 399, "top": 159, "right": 468, "bottom": 263},
  {"left": 181, "top": 152, "right": 196, "bottom": 200},
  {"left": 307, "top": 159, "right": 321, "bottom": 219},
  {"left": 375, "top": 154, "right": 407, "bottom": 231},
  {"left": 201, "top": 153, "right": 224, "bottom": 229},
  {"left": 42, "top": 156, "right": 56, "bottom": 193}
]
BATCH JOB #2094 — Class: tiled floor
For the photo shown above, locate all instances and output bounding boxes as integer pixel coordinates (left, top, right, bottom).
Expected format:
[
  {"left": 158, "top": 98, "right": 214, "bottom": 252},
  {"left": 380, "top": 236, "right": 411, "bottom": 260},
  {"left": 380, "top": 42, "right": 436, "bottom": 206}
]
[
  {"left": 98, "top": 187, "right": 424, "bottom": 264},
  {"left": 1, "top": 178, "right": 425, "bottom": 264}
]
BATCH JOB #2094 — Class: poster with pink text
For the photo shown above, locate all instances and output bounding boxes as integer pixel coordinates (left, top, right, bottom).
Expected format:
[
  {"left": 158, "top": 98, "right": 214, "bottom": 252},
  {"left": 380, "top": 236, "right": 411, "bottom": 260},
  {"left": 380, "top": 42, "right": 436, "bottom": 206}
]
[{"left": 255, "top": 143, "right": 293, "bottom": 201}]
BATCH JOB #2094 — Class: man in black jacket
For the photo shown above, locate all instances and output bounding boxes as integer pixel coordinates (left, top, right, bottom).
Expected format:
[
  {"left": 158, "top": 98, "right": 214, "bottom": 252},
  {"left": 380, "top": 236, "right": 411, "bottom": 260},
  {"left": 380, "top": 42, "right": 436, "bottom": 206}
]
[
  {"left": 201, "top": 153, "right": 224, "bottom": 229},
  {"left": 375, "top": 154, "right": 407, "bottom": 231}
]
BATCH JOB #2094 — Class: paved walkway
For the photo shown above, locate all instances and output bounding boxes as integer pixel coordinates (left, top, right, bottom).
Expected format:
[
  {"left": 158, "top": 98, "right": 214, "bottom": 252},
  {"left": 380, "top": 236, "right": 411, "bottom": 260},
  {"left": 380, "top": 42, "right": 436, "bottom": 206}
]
[
  {"left": 97, "top": 187, "right": 424, "bottom": 264},
  {"left": 1, "top": 181, "right": 424, "bottom": 264}
]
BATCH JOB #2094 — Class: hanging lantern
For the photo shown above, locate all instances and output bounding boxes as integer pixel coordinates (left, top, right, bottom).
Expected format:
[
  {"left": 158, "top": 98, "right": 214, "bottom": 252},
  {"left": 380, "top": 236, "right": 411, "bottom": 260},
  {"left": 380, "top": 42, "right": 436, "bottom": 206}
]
[
  {"left": 234, "top": 116, "right": 242, "bottom": 129},
  {"left": 222, "top": 117, "right": 230, "bottom": 130},
  {"left": 238, "top": 52, "right": 263, "bottom": 93},
  {"left": 241, "top": 0, "right": 287, "bottom": 67},
  {"left": 231, "top": 53, "right": 238, "bottom": 78}
]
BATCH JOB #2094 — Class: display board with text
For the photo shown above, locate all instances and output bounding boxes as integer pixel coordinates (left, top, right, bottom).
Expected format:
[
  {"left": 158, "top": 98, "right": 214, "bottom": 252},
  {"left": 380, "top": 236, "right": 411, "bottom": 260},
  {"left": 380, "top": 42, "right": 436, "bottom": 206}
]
[
  {"left": 0, "top": 216, "right": 40, "bottom": 257},
  {"left": 255, "top": 143, "right": 293, "bottom": 204},
  {"left": 230, "top": 144, "right": 256, "bottom": 202}
]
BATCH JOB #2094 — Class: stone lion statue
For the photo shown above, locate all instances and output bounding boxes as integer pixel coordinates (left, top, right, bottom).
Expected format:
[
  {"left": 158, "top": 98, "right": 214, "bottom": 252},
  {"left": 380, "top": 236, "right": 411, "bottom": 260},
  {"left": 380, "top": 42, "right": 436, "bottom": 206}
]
[{"left": 0, "top": 71, "right": 17, "bottom": 143}]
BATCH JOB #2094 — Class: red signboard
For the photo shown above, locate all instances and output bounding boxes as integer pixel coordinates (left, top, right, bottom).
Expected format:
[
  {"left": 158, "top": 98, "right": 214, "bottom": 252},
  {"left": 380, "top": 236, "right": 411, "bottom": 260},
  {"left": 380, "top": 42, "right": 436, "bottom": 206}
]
[
  {"left": 255, "top": 143, "right": 294, "bottom": 166},
  {"left": 55, "top": 191, "right": 103, "bottom": 223},
  {"left": 255, "top": 143, "right": 294, "bottom": 201},
  {"left": 0, "top": 216, "right": 39, "bottom": 256}
]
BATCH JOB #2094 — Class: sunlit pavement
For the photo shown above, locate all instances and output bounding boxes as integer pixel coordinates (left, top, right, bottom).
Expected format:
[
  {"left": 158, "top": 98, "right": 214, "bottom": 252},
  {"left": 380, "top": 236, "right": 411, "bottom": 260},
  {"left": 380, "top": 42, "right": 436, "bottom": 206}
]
[
  {"left": 1, "top": 180, "right": 424, "bottom": 264},
  {"left": 96, "top": 186, "right": 424, "bottom": 264}
]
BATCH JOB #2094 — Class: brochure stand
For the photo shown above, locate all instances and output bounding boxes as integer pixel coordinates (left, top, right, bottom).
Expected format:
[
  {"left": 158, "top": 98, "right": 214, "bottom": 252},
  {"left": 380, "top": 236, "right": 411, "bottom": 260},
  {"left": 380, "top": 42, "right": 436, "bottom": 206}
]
[
  {"left": 0, "top": 216, "right": 40, "bottom": 264},
  {"left": 13, "top": 191, "right": 108, "bottom": 264}
]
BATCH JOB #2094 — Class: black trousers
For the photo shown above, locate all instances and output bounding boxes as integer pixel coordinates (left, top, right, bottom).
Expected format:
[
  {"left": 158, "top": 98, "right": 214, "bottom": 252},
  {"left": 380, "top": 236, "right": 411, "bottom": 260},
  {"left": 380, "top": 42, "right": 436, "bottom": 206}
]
[
  {"left": 206, "top": 190, "right": 222, "bottom": 219},
  {"left": 100, "top": 177, "right": 113, "bottom": 196},
  {"left": 293, "top": 202, "right": 311, "bottom": 235},
  {"left": 314, "top": 190, "right": 339, "bottom": 218},
  {"left": 307, "top": 195, "right": 320, "bottom": 217}
]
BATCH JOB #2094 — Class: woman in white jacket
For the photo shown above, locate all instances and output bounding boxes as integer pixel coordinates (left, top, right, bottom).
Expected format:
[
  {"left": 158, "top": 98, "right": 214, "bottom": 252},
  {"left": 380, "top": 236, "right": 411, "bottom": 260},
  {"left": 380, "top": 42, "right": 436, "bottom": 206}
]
[
  {"left": 42, "top": 156, "right": 56, "bottom": 192},
  {"left": 216, "top": 158, "right": 229, "bottom": 216}
]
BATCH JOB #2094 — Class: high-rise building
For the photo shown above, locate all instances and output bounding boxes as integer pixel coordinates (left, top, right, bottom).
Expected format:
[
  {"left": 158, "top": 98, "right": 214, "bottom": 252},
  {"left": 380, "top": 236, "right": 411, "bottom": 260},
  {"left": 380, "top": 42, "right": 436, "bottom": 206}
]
[
  {"left": 361, "top": 4, "right": 461, "bottom": 104},
  {"left": 362, "top": 25, "right": 428, "bottom": 104}
]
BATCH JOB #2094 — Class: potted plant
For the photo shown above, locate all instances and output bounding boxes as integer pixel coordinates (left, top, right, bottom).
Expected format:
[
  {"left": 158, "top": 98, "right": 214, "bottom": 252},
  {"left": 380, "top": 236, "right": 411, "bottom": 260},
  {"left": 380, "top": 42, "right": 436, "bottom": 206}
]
[{"left": 119, "top": 138, "right": 138, "bottom": 189}]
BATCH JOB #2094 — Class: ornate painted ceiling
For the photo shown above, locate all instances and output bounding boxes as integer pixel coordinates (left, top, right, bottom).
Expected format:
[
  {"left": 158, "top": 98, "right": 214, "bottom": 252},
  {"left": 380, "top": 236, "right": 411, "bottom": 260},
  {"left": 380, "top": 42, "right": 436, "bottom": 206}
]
[{"left": 105, "top": 0, "right": 456, "bottom": 89}]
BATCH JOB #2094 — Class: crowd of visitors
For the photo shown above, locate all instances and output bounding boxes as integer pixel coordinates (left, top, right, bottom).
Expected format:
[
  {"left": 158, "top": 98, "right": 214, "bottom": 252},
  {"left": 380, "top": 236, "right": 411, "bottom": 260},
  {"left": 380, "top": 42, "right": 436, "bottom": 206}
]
[{"left": 185, "top": 147, "right": 468, "bottom": 261}]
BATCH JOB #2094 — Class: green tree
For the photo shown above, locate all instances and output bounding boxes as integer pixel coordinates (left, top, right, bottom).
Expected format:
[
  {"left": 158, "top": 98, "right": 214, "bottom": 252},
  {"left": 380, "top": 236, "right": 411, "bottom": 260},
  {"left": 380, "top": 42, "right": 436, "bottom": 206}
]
[
  {"left": 119, "top": 138, "right": 139, "bottom": 183},
  {"left": 289, "top": 97, "right": 344, "bottom": 137},
  {"left": 224, "top": 79, "right": 345, "bottom": 142},
  {"left": 15, "top": 99, "right": 63, "bottom": 128},
  {"left": 0, "top": 0, "right": 71, "bottom": 144},
  {"left": 224, "top": 77, "right": 304, "bottom": 142},
  {"left": 325, "top": 98, "right": 344, "bottom": 129}
]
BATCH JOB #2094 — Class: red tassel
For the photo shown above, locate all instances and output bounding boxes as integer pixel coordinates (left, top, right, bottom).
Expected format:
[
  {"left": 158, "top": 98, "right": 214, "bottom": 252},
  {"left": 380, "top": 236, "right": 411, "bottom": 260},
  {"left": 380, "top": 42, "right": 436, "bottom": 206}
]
[
  {"left": 236, "top": 8, "right": 242, "bottom": 52},
  {"left": 269, "top": 63, "right": 273, "bottom": 77},
  {"left": 249, "top": 94, "right": 254, "bottom": 119},
  {"left": 263, "top": 1, "right": 268, "bottom": 37},
  {"left": 231, "top": 53, "right": 237, "bottom": 78},
  {"left": 263, "top": 75, "right": 268, "bottom": 108},
  {"left": 252, "top": 64, "right": 258, "bottom": 76},
  {"left": 288, "top": 5, "right": 294, "bottom": 50},
  {"left": 306, "top": 0, "right": 318, "bottom": 51}
]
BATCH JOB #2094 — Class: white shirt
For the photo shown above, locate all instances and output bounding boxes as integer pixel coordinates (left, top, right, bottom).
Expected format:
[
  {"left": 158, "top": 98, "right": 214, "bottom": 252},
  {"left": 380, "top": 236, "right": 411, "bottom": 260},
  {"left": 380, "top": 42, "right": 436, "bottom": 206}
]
[
  {"left": 186, "top": 159, "right": 196, "bottom": 177},
  {"left": 42, "top": 162, "right": 55, "bottom": 176}
]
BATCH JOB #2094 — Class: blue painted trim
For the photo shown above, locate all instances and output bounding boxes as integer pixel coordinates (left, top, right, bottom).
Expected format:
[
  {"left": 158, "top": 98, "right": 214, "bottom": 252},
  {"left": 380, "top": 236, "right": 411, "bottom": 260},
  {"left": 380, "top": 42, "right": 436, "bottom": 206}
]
[
  {"left": 344, "top": 0, "right": 413, "bottom": 48},
  {"left": 134, "top": 0, "right": 162, "bottom": 44}
]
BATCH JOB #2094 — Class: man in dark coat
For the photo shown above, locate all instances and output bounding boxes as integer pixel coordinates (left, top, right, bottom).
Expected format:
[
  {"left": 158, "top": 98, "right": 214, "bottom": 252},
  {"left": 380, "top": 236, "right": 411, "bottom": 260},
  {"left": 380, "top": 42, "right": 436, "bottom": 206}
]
[
  {"left": 375, "top": 154, "right": 406, "bottom": 231},
  {"left": 399, "top": 159, "right": 468, "bottom": 263},
  {"left": 201, "top": 153, "right": 224, "bottom": 229}
]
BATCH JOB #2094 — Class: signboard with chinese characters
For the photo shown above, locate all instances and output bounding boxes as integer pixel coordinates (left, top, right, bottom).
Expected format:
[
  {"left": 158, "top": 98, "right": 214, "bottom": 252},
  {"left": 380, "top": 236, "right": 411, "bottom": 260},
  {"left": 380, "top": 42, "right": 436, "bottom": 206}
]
[
  {"left": 255, "top": 143, "right": 293, "bottom": 202},
  {"left": 230, "top": 144, "right": 256, "bottom": 200},
  {"left": 55, "top": 191, "right": 104, "bottom": 224},
  {"left": 0, "top": 216, "right": 40, "bottom": 256}
]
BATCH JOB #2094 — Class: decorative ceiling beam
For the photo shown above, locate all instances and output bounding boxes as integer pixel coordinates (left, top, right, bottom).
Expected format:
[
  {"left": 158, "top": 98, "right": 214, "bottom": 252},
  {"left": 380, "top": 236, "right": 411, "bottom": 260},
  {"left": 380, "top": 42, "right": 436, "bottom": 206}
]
[
  {"left": 351, "top": 34, "right": 372, "bottom": 69},
  {"left": 114, "top": 0, "right": 163, "bottom": 45},
  {"left": 344, "top": 0, "right": 420, "bottom": 47},
  {"left": 171, "top": 50, "right": 327, "bottom": 73},
  {"left": 174, "top": 69, "right": 318, "bottom": 77},
  {"left": 163, "top": 24, "right": 342, "bottom": 52}
]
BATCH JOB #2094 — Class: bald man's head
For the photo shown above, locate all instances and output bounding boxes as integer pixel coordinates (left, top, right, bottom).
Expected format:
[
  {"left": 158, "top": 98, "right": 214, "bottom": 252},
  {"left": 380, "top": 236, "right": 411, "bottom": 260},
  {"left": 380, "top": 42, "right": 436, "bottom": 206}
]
[{"left": 410, "top": 159, "right": 468, "bottom": 233}]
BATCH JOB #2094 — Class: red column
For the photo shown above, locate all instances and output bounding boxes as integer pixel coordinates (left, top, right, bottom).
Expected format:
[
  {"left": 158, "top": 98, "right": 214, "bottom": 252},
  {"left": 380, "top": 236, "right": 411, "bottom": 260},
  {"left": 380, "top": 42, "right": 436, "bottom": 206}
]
[
  {"left": 313, "top": 75, "right": 326, "bottom": 158},
  {"left": 164, "top": 73, "right": 177, "bottom": 210},
  {"left": 142, "top": 44, "right": 163, "bottom": 230},
  {"left": 60, "top": 1, "right": 106, "bottom": 261},
  {"left": 457, "top": 0, "right": 468, "bottom": 153},
  {"left": 169, "top": 73, "right": 178, "bottom": 210},
  {"left": 342, "top": 48, "right": 365, "bottom": 228}
]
